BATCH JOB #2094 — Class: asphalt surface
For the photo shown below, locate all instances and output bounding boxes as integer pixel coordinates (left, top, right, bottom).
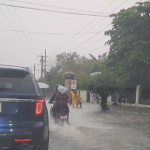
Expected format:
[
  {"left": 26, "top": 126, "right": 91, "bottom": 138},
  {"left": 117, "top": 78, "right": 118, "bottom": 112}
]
[{"left": 46, "top": 102, "right": 150, "bottom": 150}]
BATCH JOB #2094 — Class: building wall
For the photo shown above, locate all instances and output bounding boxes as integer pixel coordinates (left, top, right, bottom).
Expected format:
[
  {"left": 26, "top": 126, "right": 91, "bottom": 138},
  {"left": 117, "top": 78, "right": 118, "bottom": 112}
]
[{"left": 78, "top": 90, "right": 87, "bottom": 102}]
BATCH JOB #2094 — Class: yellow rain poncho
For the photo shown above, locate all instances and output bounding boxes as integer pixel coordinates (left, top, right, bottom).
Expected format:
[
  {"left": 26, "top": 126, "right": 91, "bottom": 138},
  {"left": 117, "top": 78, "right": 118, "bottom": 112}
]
[
  {"left": 76, "top": 93, "right": 82, "bottom": 108},
  {"left": 71, "top": 91, "right": 76, "bottom": 108}
]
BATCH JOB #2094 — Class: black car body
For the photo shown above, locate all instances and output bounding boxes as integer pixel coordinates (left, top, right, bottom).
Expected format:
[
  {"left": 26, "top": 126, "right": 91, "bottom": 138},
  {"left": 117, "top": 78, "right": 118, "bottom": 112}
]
[{"left": 0, "top": 65, "right": 49, "bottom": 150}]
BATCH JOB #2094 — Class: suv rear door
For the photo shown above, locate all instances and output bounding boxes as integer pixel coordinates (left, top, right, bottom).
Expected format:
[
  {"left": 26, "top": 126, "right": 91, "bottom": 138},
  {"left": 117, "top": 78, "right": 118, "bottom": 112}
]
[{"left": 0, "top": 68, "right": 38, "bottom": 123}]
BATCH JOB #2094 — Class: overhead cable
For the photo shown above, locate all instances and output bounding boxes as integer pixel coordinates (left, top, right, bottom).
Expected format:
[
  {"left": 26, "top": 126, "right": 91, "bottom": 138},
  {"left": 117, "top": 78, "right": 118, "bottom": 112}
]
[
  {"left": 0, "top": 3, "right": 110, "bottom": 17},
  {"left": 48, "top": 0, "right": 117, "bottom": 56},
  {"left": 0, "top": 28, "right": 97, "bottom": 35},
  {"left": 7, "top": 0, "right": 106, "bottom": 14}
]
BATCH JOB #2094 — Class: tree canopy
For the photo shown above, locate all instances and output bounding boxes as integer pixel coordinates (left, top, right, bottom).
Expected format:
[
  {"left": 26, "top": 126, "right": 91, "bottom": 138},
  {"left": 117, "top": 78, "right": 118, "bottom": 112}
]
[{"left": 105, "top": 1, "right": 150, "bottom": 87}]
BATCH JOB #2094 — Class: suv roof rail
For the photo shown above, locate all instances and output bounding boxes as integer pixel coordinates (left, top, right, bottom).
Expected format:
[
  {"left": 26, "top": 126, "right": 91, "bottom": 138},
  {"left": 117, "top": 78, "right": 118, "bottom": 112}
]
[{"left": 0, "top": 64, "right": 31, "bottom": 71}]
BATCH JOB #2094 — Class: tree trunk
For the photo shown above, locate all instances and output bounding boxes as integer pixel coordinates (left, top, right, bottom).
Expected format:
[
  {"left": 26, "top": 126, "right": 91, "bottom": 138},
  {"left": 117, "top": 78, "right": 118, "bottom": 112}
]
[
  {"left": 100, "top": 92, "right": 108, "bottom": 111},
  {"left": 135, "top": 85, "right": 141, "bottom": 107}
]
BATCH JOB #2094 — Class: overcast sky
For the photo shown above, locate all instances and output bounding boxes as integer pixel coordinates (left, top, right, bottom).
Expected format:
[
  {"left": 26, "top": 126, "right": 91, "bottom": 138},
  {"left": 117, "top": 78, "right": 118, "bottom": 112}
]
[{"left": 0, "top": 0, "right": 146, "bottom": 78}]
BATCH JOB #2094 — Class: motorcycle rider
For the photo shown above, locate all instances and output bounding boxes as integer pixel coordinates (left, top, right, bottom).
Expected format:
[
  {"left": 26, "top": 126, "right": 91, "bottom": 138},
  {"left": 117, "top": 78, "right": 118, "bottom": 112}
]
[
  {"left": 49, "top": 84, "right": 60, "bottom": 121},
  {"left": 54, "top": 88, "right": 69, "bottom": 124},
  {"left": 49, "top": 84, "right": 69, "bottom": 123}
]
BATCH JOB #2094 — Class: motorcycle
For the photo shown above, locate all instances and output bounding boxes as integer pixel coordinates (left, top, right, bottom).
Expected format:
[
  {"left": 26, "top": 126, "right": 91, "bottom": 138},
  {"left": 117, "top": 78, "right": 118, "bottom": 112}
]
[
  {"left": 49, "top": 102, "right": 69, "bottom": 125},
  {"left": 56, "top": 107, "right": 69, "bottom": 126}
]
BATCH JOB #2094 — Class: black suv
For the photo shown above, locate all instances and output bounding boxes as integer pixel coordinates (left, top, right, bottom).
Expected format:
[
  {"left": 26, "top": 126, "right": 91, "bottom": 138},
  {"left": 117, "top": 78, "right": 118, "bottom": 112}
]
[{"left": 0, "top": 65, "right": 49, "bottom": 150}]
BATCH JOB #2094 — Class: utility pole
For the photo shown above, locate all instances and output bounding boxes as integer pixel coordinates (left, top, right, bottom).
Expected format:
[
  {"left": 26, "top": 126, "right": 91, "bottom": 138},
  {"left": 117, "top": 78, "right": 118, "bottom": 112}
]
[
  {"left": 34, "top": 63, "right": 36, "bottom": 76},
  {"left": 30, "top": 65, "right": 36, "bottom": 76},
  {"left": 38, "top": 55, "right": 44, "bottom": 80},
  {"left": 41, "top": 56, "right": 44, "bottom": 80},
  {"left": 38, "top": 50, "right": 48, "bottom": 81},
  {"left": 45, "top": 49, "right": 47, "bottom": 79}
]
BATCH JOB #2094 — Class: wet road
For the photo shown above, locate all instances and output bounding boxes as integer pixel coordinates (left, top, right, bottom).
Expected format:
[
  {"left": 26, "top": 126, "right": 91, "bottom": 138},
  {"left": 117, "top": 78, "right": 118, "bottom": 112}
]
[{"left": 46, "top": 102, "right": 150, "bottom": 150}]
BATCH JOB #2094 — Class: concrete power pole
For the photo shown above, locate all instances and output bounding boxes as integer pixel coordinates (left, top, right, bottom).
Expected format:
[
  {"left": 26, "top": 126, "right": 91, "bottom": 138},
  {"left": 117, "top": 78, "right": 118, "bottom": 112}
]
[
  {"left": 34, "top": 63, "right": 36, "bottom": 76},
  {"left": 38, "top": 50, "right": 48, "bottom": 81},
  {"left": 45, "top": 49, "right": 47, "bottom": 79},
  {"left": 38, "top": 55, "right": 44, "bottom": 80},
  {"left": 30, "top": 64, "right": 36, "bottom": 76},
  {"left": 41, "top": 56, "right": 44, "bottom": 80}
]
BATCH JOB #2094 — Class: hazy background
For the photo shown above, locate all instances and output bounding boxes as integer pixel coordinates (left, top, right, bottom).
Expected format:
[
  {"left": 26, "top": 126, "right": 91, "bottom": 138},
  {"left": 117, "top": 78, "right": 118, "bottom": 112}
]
[{"left": 0, "top": 0, "right": 145, "bottom": 78}]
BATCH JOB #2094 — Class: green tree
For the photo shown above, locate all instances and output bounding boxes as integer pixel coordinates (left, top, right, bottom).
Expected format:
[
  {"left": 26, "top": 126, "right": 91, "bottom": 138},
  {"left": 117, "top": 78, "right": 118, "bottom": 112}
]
[
  {"left": 56, "top": 52, "right": 80, "bottom": 71},
  {"left": 46, "top": 65, "right": 64, "bottom": 93},
  {"left": 105, "top": 1, "right": 150, "bottom": 89},
  {"left": 90, "top": 70, "right": 120, "bottom": 110},
  {"left": 47, "top": 52, "right": 91, "bottom": 93}
]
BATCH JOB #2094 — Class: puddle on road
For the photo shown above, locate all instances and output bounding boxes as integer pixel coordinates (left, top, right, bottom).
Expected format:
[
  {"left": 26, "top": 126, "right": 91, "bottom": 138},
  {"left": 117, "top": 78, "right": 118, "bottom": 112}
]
[
  {"left": 50, "top": 121, "right": 82, "bottom": 138},
  {"left": 48, "top": 105, "right": 113, "bottom": 150},
  {"left": 49, "top": 105, "right": 113, "bottom": 138},
  {"left": 49, "top": 121, "right": 109, "bottom": 150},
  {"left": 50, "top": 103, "right": 113, "bottom": 137},
  {"left": 47, "top": 103, "right": 150, "bottom": 150}
]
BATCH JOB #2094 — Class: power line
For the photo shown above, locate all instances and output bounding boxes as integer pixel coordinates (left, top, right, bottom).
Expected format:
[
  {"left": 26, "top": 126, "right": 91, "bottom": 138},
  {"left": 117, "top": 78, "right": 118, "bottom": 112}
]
[
  {"left": 93, "top": 25, "right": 150, "bottom": 56},
  {"left": 68, "top": 0, "right": 128, "bottom": 53},
  {"left": 48, "top": 0, "right": 144, "bottom": 57},
  {"left": 82, "top": 43, "right": 108, "bottom": 56},
  {"left": 85, "top": 19, "right": 149, "bottom": 55},
  {"left": 0, "top": 28, "right": 97, "bottom": 35},
  {"left": 114, "top": 16, "right": 149, "bottom": 41},
  {"left": 72, "top": 36, "right": 106, "bottom": 54},
  {"left": 75, "top": 0, "right": 147, "bottom": 55},
  {"left": 68, "top": 0, "right": 147, "bottom": 54},
  {"left": 50, "top": 21, "right": 106, "bottom": 55},
  {"left": 49, "top": 0, "right": 128, "bottom": 56},
  {"left": 81, "top": 0, "right": 148, "bottom": 56},
  {"left": 1, "top": 0, "right": 38, "bottom": 57},
  {"left": 85, "top": 14, "right": 150, "bottom": 55},
  {"left": 7, "top": 0, "right": 107, "bottom": 15},
  {"left": 0, "top": 3, "right": 110, "bottom": 17},
  {"left": 126, "top": 24, "right": 150, "bottom": 40},
  {"left": 9, "top": 0, "right": 41, "bottom": 55},
  {"left": 0, "top": 7, "right": 36, "bottom": 60},
  {"left": 48, "top": 0, "right": 117, "bottom": 56},
  {"left": 125, "top": 25, "right": 150, "bottom": 41}
]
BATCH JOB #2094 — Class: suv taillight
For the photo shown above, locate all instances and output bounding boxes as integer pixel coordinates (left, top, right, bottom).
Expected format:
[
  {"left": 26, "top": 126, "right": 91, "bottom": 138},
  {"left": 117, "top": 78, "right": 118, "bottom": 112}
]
[{"left": 35, "top": 97, "right": 45, "bottom": 115}]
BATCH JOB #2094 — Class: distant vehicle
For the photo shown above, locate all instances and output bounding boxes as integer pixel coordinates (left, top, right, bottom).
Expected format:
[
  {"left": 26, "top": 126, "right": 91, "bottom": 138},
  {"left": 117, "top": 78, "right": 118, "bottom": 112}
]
[{"left": 0, "top": 65, "right": 49, "bottom": 150}]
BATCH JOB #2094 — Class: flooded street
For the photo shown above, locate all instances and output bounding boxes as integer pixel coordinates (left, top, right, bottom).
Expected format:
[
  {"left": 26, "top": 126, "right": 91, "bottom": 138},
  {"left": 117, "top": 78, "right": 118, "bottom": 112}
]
[{"left": 47, "top": 102, "right": 150, "bottom": 150}]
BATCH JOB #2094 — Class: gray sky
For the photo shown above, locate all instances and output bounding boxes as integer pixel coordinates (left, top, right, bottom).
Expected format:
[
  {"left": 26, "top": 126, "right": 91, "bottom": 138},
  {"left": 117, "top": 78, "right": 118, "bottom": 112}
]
[{"left": 0, "top": 0, "right": 145, "bottom": 78}]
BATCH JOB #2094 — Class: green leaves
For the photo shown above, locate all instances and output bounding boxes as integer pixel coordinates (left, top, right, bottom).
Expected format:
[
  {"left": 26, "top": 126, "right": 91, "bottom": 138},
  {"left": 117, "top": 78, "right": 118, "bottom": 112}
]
[{"left": 105, "top": 1, "right": 150, "bottom": 88}]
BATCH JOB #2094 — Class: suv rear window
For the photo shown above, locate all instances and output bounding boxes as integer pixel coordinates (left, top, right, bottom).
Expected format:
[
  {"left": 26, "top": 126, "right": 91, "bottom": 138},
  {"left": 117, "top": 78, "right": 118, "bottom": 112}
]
[{"left": 0, "top": 69, "right": 34, "bottom": 93}]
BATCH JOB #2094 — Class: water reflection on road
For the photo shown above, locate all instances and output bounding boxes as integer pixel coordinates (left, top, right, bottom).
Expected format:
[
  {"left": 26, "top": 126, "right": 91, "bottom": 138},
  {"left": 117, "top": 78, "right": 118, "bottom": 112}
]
[{"left": 47, "top": 102, "right": 150, "bottom": 150}]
